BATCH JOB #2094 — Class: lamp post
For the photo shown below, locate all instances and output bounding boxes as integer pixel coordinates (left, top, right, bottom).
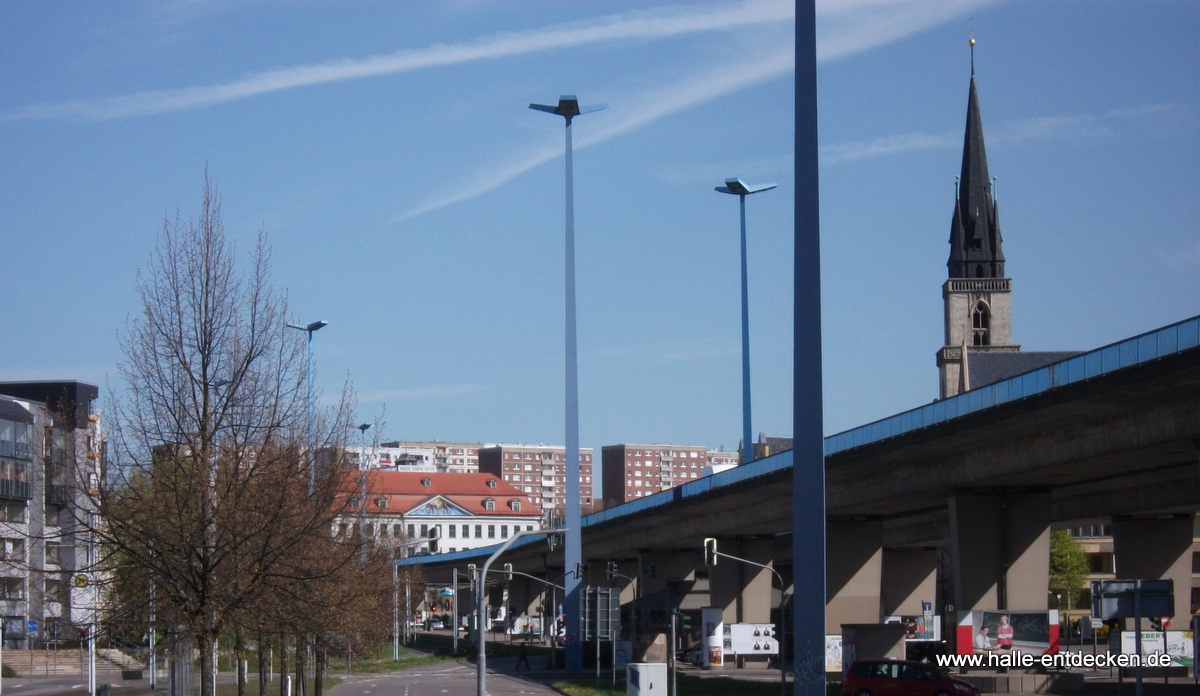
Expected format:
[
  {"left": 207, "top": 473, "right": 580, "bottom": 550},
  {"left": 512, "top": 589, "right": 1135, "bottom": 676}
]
[
  {"left": 286, "top": 320, "right": 328, "bottom": 492},
  {"left": 529, "top": 94, "right": 605, "bottom": 672},
  {"left": 356, "top": 423, "right": 371, "bottom": 564},
  {"left": 476, "top": 529, "right": 568, "bottom": 696},
  {"left": 715, "top": 178, "right": 776, "bottom": 464}
]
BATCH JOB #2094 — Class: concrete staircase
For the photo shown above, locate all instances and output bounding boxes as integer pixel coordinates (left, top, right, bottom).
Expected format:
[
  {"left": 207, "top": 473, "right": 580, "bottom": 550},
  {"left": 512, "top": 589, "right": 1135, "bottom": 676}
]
[{"left": 2, "top": 648, "right": 146, "bottom": 677}]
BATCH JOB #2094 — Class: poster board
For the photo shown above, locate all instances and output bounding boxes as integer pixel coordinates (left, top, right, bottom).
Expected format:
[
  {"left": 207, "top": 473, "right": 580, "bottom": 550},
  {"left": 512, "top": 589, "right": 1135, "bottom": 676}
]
[{"left": 955, "top": 610, "right": 1059, "bottom": 655}]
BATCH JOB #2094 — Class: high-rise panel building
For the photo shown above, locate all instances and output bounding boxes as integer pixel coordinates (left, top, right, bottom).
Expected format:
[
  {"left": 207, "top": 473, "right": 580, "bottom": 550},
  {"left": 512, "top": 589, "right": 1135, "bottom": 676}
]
[
  {"left": 378, "top": 441, "right": 483, "bottom": 473},
  {"left": 600, "top": 444, "right": 710, "bottom": 507},
  {"left": 477, "top": 445, "right": 594, "bottom": 515}
]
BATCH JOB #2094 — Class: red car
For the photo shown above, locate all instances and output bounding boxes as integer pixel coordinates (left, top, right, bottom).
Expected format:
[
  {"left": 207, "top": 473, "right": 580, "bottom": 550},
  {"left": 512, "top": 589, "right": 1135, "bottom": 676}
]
[{"left": 843, "top": 659, "right": 979, "bottom": 696}]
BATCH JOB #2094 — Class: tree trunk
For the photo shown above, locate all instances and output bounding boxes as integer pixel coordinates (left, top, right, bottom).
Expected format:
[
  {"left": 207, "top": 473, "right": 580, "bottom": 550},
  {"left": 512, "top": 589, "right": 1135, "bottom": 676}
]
[
  {"left": 278, "top": 635, "right": 288, "bottom": 696},
  {"left": 258, "top": 634, "right": 268, "bottom": 696},
  {"left": 236, "top": 629, "right": 246, "bottom": 696},
  {"left": 295, "top": 634, "right": 306, "bottom": 696},
  {"left": 313, "top": 643, "right": 324, "bottom": 696}
]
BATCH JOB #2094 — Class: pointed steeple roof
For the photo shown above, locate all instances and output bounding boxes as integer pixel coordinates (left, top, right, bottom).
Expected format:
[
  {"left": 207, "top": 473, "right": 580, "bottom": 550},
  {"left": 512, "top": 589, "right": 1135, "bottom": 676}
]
[{"left": 948, "top": 69, "right": 1005, "bottom": 279}]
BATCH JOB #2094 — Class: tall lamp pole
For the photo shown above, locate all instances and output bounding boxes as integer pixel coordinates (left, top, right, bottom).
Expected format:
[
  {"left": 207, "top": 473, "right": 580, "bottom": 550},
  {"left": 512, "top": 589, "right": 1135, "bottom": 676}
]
[
  {"left": 356, "top": 423, "right": 371, "bottom": 564},
  {"left": 287, "top": 320, "right": 328, "bottom": 492},
  {"left": 716, "top": 179, "right": 775, "bottom": 464},
  {"left": 529, "top": 94, "right": 605, "bottom": 672}
]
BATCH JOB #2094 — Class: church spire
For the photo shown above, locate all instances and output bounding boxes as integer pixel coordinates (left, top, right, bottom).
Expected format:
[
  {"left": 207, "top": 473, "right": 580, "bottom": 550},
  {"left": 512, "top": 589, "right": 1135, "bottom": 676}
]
[{"left": 947, "top": 39, "right": 1004, "bottom": 279}]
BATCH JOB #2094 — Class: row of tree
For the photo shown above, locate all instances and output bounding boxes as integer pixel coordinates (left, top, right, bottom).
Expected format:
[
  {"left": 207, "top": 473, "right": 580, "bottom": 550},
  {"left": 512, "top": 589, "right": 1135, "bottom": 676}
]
[{"left": 72, "top": 175, "right": 413, "bottom": 696}]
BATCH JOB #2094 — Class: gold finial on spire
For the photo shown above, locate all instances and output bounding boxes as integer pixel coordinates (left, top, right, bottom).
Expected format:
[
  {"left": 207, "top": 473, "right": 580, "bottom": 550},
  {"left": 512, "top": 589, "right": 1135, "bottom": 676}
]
[{"left": 969, "top": 21, "right": 976, "bottom": 74}]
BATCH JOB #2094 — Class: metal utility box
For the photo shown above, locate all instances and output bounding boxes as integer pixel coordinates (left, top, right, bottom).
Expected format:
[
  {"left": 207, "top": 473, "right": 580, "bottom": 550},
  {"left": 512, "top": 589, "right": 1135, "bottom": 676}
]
[{"left": 627, "top": 662, "right": 667, "bottom": 696}]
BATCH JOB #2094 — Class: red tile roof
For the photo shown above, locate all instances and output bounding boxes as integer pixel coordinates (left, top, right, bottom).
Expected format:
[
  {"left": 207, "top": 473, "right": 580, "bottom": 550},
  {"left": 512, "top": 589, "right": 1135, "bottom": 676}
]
[{"left": 337, "top": 471, "right": 540, "bottom": 516}]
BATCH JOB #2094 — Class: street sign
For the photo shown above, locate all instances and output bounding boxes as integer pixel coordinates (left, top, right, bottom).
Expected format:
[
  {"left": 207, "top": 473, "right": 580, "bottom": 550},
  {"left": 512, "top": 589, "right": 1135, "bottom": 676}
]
[
  {"left": 26, "top": 619, "right": 38, "bottom": 633},
  {"left": 580, "top": 587, "right": 620, "bottom": 641},
  {"left": 1091, "top": 579, "right": 1174, "bottom": 619},
  {"left": 1091, "top": 618, "right": 1104, "bottom": 629}
]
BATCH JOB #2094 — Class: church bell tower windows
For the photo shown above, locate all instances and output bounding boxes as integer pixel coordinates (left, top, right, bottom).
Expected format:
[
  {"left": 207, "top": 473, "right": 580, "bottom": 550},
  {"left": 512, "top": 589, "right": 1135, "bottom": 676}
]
[{"left": 972, "top": 301, "right": 991, "bottom": 346}]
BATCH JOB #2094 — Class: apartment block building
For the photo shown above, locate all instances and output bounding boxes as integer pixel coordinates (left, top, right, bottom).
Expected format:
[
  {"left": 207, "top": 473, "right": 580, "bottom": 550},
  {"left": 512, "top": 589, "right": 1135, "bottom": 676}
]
[
  {"left": 0, "top": 381, "right": 101, "bottom": 648},
  {"left": 478, "top": 445, "right": 595, "bottom": 515},
  {"left": 380, "top": 441, "right": 482, "bottom": 473},
  {"left": 601, "top": 444, "right": 710, "bottom": 507}
]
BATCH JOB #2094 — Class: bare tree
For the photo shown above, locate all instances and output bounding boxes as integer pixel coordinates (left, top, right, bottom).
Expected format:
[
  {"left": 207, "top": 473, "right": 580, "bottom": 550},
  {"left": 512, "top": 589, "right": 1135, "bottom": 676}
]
[{"left": 95, "top": 174, "right": 359, "bottom": 696}]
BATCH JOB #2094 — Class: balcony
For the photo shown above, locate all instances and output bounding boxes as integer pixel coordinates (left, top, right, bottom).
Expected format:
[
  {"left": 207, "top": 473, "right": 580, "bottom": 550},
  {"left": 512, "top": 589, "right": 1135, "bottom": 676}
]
[
  {"left": 0, "top": 480, "right": 30, "bottom": 500},
  {"left": 46, "top": 485, "right": 70, "bottom": 505}
]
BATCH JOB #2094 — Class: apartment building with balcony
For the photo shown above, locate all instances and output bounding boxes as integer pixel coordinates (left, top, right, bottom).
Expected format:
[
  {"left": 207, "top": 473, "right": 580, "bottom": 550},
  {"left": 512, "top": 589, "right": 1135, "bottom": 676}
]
[
  {"left": 380, "top": 441, "right": 483, "bottom": 473},
  {"left": 600, "top": 444, "right": 710, "bottom": 506},
  {"left": 477, "top": 444, "right": 595, "bottom": 516},
  {"left": 0, "top": 381, "right": 101, "bottom": 648}
]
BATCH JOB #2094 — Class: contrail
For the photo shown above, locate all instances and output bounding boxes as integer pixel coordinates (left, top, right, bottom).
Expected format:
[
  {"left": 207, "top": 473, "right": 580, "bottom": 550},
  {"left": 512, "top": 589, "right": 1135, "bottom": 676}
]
[
  {"left": 2, "top": 0, "right": 792, "bottom": 122},
  {"left": 394, "top": 0, "right": 1002, "bottom": 220}
]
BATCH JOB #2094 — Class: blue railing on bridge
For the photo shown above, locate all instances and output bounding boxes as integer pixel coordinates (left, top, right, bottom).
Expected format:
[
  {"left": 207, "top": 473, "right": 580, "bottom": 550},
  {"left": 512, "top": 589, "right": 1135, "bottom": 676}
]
[{"left": 398, "top": 314, "right": 1199, "bottom": 565}]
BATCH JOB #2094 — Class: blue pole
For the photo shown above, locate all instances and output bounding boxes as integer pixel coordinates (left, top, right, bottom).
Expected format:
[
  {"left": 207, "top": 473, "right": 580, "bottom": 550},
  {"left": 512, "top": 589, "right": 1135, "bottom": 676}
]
[
  {"left": 793, "top": 0, "right": 826, "bottom": 693},
  {"left": 307, "top": 330, "right": 315, "bottom": 493},
  {"left": 563, "top": 114, "right": 584, "bottom": 672},
  {"left": 739, "top": 192, "right": 753, "bottom": 464}
]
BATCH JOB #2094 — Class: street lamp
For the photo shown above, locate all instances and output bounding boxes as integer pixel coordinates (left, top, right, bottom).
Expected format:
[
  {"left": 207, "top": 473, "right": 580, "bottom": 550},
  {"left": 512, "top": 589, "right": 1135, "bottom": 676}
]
[
  {"left": 476, "top": 529, "right": 568, "bottom": 696},
  {"left": 715, "top": 178, "right": 776, "bottom": 464},
  {"left": 529, "top": 94, "right": 605, "bottom": 672},
  {"left": 356, "top": 422, "right": 371, "bottom": 564},
  {"left": 287, "top": 320, "right": 328, "bottom": 492}
]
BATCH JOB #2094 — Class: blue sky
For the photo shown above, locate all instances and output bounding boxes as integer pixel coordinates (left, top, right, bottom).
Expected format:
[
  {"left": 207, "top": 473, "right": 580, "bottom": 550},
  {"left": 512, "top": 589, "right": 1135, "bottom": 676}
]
[{"left": 2, "top": 1, "right": 1197, "bottom": 466}]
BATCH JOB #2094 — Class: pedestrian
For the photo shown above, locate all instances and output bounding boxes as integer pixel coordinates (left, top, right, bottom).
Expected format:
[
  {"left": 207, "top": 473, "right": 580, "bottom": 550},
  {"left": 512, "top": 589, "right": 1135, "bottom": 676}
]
[{"left": 516, "top": 640, "right": 531, "bottom": 671}]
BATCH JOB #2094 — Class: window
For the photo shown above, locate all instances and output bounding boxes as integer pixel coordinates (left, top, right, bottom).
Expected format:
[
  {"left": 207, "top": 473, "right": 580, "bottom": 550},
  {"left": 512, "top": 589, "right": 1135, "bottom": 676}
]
[
  {"left": 972, "top": 301, "right": 991, "bottom": 346},
  {"left": 376, "top": 497, "right": 388, "bottom": 509},
  {"left": 509, "top": 499, "right": 521, "bottom": 511},
  {"left": 0, "top": 538, "right": 23, "bottom": 562},
  {"left": 449, "top": 525, "right": 456, "bottom": 538},
  {"left": 484, "top": 499, "right": 495, "bottom": 511},
  {"left": 527, "top": 525, "right": 534, "bottom": 531},
  {"left": 475, "top": 524, "right": 482, "bottom": 538},
  {"left": 408, "top": 524, "right": 415, "bottom": 538},
  {"left": 486, "top": 479, "right": 497, "bottom": 488},
  {"left": 0, "top": 578, "right": 23, "bottom": 600},
  {"left": 421, "top": 478, "right": 431, "bottom": 486},
  {"left": 488, "top": 525, "right": 496, "bottom": 539},
  {"left": 501, "top": 525, "right": 508, "bottom": 538},
  {"left": 524, "top": 464, "right": 532, "bottom": 471}
]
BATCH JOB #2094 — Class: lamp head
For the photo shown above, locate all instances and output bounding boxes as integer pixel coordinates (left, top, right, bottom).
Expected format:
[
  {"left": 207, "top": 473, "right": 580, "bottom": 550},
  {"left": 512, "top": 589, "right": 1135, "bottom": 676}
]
[
  {"left": 715, "top": 178, "right": 777, "bottom": 196},
  {"left": 529, "top": 95, "right": 607, "bottom": 122},
  {"left": 357, "top": 423, "right": 371, "bottom": 433},
  {"left": 307, "top": 320, "right": 328, "bottom": 332}
]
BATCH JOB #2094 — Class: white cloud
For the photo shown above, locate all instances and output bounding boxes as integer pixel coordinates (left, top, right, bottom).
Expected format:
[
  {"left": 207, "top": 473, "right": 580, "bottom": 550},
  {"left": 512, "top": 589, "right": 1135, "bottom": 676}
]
[
  {"left": 397, "top": 0, "right": 1000, "bottom": 219},
  {"left": 821, "top": 102, "right": 1191, "bottom": 166},
  {"left": 2, "top": 0, "right": 793, "bottom": 122}
]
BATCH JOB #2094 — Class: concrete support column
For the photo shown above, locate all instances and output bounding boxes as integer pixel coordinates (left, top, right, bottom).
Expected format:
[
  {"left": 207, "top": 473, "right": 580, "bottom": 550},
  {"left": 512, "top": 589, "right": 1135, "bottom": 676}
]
[
  {"left": 1112, "top": 514, "right": 1195, "bottom": 623},
  {"left": 949, "top": 489, "right": 1051, "bottom": 612},
  {"left": 826, "top": 519, "right": 883, "bottom": 634},
  {"left": 881, "top": 548, "right": 938, "bottom": 617}
]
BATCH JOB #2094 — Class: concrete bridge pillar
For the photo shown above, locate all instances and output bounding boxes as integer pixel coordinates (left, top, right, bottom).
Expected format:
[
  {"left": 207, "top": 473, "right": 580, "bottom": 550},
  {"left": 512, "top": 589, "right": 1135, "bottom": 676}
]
[
  {"left": 949, "top": 489, "right": 1051, "bottom": 612},
  {"left": 826, "top": 519, "right": 883, "bottom": 633},
  {"left": 1112, "top": 514, "right": 1195, "bottom": 624},
  {"left": 709, "top": 538, "right": 775, "bottom": 624},
  {"left": 881, "top": 548, "right": 938, "bottom": 616}
]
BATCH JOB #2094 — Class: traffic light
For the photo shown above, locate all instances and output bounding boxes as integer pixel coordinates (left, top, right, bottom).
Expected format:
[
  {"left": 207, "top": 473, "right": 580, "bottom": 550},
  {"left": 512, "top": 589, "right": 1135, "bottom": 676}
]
[
  {"left": 501, "top": 563, "right": 513, "bottom": 582},
  {"left": 468, "top": 564, "right": 478, "bottom": 591},
  {"left": 606, "top": 561, "right": 618, "bottom": 580},
  {"left": 703, "top": 538, "right": 718, "bottom": 566}
]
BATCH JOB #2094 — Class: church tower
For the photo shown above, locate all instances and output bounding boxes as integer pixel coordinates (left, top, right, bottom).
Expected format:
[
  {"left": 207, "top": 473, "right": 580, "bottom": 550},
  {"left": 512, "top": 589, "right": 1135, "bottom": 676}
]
[{"left": 937, "top": 57, "right": 1019, "bottom": 399}]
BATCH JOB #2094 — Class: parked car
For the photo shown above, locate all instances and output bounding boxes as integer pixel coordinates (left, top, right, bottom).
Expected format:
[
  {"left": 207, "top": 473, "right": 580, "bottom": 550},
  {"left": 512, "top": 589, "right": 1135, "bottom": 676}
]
[
  {"left": 843, "top": 659, "right": 978, "bottom": 696},
  {"left": 429, "top": 617, "right": 444, "bottom": 630}
]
